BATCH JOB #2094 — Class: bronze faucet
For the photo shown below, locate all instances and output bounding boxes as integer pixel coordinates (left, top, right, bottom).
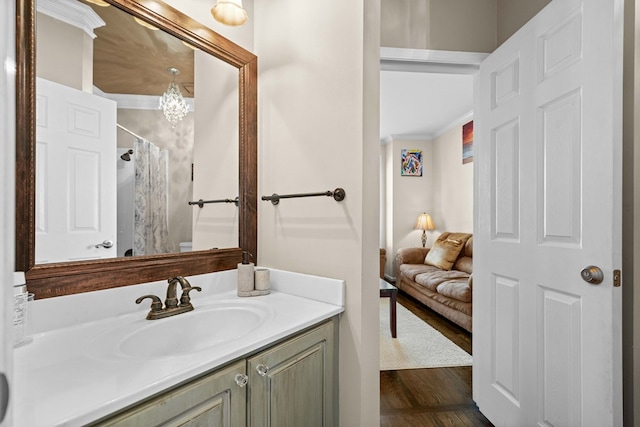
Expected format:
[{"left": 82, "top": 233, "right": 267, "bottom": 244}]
[{"left": 136, "top": 276, "right": 202, "bottom": 320}]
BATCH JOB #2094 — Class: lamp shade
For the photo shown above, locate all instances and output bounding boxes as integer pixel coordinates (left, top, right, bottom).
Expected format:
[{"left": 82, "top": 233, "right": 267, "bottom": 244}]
[
  {"left": 211, "top": 0, "right": 248, "bottom": 26},
  {"left": 415, "top": 213, "right": 435, "bottom": 231}
]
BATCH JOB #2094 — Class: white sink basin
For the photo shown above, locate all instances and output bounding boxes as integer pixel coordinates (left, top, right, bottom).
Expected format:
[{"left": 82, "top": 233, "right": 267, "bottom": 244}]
[{"left": 85, "top": 300, "right": 274, "bottom": 360}]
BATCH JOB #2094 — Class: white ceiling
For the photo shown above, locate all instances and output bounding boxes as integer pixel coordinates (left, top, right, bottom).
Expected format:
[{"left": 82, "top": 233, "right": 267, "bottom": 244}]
[{"left": 379, "top": 70, "right": 474, "bottom": 141}]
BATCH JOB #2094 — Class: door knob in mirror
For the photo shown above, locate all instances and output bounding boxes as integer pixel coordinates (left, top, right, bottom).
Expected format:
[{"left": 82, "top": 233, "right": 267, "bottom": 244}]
[{"left": 95, "top": 240, "right": 114, "bottom": 249}]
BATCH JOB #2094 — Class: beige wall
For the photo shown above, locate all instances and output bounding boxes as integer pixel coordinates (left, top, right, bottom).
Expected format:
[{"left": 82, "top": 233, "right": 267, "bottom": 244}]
[
  {"left": 162, "top": 1, "right": 381, "bottom": 425},
  {"left": 383, "top": 139, "right": 435, "bottom": 278},
  {"left": 381, "top": 0, "right": 497, "bottom": 53},
  {"left": 381, "top": 0, "right": 553, "bottom": 53},
  {"left": 162, "top": 0, "right": 254, "bottom": 254},
  {"left": 254, "top": 1, "right": 380, "bottom": 424},
  {"left": 116, "top": 109, "right": 194, "bottom": 253},
  {"left": 432, "top": 124, "right": 474, "bottom": 233},
  {"left": 430, "top": 0, "right": 497, "bottom": 52},
  {"left": 36, "top": 13, "right": 92, "bottom": 91},
  {"left": 192, "top": 51, "right": 239, "bottom": 251},
  {"left": 381, "top": 0, "right": 430, "bottom": 49},
  {"left": 381, "top": 128, "right": 473, "bottom": 279},
  {"left": 496, "top": 0, "right": 551, "bottom": 46},
  {"left": 162, "top": 0, "right": 254, "bottom": 51}
]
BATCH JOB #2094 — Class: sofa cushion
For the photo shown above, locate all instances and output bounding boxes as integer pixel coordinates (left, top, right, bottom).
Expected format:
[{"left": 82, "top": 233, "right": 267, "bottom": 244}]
[
  {"left": 437, "top": 280, "right": 472, "bottom": 303},
  {"left": 461, "top": 235, "right": 473, "bottom": 258},
  {"left": 453, "top": 256, "right": 473, "bottom": 274},
  {"left": 399, "top": 263, "right": 441, "bottom": 282},
  {"left": 414, "top": 269, "right": 470, "bottom": 292},
  {"left": 424, "top": 232, "right": 471, "bottom": 270}
]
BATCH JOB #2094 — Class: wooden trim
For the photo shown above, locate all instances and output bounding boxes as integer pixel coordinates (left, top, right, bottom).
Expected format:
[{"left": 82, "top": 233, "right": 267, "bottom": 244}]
[
  {"left": 15, "top": 0, "right": 36, "bottom": 272},
  {"left": 15, "top": 0, "right": 258, "bottom": 298},
  {"left": 26, "top": 248, "right": 243, "bottom": 298},
  {"left": 239, "top": 57, "right": 258, "bottom": 262}
]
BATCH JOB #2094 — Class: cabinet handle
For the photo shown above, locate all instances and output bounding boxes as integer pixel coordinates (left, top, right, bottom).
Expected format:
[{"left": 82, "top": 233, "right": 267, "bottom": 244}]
[
  {"left": 256, "top": 363, "right": 269, "bottom": 376},
  {"left": 234, "top": 373, "right": 248, "bottom": 388}
]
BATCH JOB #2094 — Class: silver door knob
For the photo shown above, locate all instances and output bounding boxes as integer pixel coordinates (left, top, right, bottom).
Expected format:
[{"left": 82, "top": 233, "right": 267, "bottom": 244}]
[
  {"left": 95, "top": 240, "right": 114, "bottom": 249},
  {"left": 581, "top": 265, "right": 604, "bottom": 284}
]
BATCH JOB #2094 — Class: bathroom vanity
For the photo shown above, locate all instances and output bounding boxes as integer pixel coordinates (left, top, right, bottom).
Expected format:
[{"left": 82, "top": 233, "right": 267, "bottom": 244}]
[
  {"left": 11, "top": 2, "right": 346, "bottom": 425},
  {"left": 92, "top": 319, "right": 335, "bottom": 426},
  {"left": 14, "top": 269, "right": 344, "bottom": 426}
]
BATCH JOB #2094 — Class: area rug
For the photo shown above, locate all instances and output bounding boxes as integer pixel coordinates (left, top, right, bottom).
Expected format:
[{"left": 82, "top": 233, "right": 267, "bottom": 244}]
[{"left": 380, "top": 299, "right": 472, "bottom": 370}]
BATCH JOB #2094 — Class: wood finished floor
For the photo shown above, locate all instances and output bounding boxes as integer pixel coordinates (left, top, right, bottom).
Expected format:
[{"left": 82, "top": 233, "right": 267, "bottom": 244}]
[{"left": 380, "top": 292, "right": 493, "bottom": 427}]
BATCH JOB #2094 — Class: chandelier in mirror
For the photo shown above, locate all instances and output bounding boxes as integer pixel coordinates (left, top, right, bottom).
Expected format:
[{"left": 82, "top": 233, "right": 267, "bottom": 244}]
[{"left": 160, "top": 67, "right": 190, "bottom": 127}]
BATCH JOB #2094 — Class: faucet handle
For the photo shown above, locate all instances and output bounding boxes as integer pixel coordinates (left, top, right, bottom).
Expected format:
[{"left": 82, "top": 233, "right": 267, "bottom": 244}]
[
  {"left": 135, "top": 295, "right": 163, "bottom": 319},
  {"left": 180, "top": 286, "right": 202, "bottom": 306}
]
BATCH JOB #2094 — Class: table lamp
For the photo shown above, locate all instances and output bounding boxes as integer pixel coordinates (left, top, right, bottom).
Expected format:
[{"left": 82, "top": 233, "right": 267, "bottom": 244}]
[{"left": 415, "top": 213, "right": 435, "bottom": 247}]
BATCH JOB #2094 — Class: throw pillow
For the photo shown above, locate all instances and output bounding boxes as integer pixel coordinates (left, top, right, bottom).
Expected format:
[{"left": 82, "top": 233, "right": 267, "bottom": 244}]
[{"left": 424, "top": 233, "right": 470, "bottom": 270}]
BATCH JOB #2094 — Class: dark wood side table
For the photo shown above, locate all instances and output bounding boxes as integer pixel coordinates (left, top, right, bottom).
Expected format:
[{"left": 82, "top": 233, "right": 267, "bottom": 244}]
[{"left": 379, "top": 279, "right": 397, "bottom": 338}]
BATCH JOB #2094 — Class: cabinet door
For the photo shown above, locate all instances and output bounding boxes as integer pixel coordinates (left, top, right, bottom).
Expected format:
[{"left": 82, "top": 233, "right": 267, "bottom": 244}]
[
  {"left": 248, "top": 319, "right": 337, "bottom": 427},
  {"left": 93, "top": 360, "right": 247, "bottom": 427}
]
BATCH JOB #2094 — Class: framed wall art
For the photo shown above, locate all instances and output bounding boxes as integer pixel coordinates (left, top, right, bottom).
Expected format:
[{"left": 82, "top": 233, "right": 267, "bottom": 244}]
[
  {"left": 463, "top": 120, "right": 473, "bottom": 164},
  {"left": 401, "top": 149, "right": 422, "bottom": 176}
]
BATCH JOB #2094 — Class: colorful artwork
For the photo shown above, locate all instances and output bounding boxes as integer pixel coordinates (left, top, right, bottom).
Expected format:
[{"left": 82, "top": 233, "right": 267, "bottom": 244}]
[
  {"left": 463, "top": 120, "right": 473, "bottom": 164},
  {"left": 401, "top": 149, "right": 422, "bottom": 176}
]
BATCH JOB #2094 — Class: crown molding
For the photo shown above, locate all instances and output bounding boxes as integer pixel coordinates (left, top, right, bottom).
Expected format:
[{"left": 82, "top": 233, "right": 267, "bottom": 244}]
[
  {"left": 37, "top": 0, "right": 105, "bottom": 39},
  {"left": 98, "top": 91, "right": 196, "bottom": 111},
  {"left": 432, "top": 110, "right": 474, "bottom": 139},
  {"left": 388, "top": 133, "right": 434, "bottom": 142},
  {"left": 381, "top": 110, "right": 474, "bottom": 143},
  {"left": 380, "top": 48, "right": 489, "bottom": 75}
]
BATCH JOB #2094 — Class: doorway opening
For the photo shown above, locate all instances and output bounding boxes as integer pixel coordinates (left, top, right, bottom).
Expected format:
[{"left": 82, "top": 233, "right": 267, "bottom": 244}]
[{"left": 378, "top": 49, "right": 483, "bottom": 426}]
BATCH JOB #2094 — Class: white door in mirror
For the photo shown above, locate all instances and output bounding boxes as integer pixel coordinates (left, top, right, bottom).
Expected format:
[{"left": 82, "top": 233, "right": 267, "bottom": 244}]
[{"left": 35, "top": 78, "right": 117, "bottom": 263}]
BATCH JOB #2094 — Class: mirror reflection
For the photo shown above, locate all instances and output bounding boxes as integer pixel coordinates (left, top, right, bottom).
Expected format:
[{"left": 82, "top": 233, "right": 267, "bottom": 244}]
[{"left": 34, "top": 0, "right": 239, "bottom": 264}]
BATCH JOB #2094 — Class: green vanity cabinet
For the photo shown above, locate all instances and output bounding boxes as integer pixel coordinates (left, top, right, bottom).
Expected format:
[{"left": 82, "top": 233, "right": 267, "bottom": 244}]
[
  {"left": 247, "top": 316, "right": 338, "bottom": 427},
  {"left": 93, "top": 360, "right": 248, "bottom": 427},
  {"left": 247, "top": 319, "right": 337, "bottom": 427},
  {"left": 91, "top": 317, "right": 338, "bottom": 427}
]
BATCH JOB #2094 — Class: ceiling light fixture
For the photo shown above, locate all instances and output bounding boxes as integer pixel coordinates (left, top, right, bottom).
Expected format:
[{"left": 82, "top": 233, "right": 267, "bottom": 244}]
[
  {"left": 133, "top": 16, "right": 159, "bottom": 31},
  {"left": 84, "top": 0, "right": 110, "bottom": 6},
  {"left": 160, "top": 67, "right": 190, "bottom": 127},
  {"left": 211, "top": 0, "right": 248, "bottom": 26}
]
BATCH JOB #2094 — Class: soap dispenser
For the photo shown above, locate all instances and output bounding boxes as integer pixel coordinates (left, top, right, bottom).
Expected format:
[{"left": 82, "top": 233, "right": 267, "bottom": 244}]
[{"left": 237, "top": 251, "right": 255, "bottom": 297}]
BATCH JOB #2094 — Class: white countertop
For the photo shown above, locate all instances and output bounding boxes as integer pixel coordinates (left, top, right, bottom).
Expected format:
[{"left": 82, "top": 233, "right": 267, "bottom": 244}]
[{"left": 13, "top": 268, "right": 345, "bottom": 427}]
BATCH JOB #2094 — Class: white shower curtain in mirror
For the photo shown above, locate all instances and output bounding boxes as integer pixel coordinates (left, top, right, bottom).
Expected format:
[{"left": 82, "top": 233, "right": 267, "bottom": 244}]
[{"left": 133, "top": 138, "right": 170, "bottom": 255}]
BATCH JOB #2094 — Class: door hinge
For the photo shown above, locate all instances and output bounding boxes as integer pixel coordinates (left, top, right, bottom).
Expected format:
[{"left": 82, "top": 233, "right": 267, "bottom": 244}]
[{"left": 613, "top": 269, "right": 621, "bottom": 287}]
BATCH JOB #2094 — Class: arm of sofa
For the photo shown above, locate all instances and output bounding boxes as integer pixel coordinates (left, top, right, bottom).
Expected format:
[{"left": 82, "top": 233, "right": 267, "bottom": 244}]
[
  {"left": 395, "top": 247, "right": 430, "bottom": 289},
  {"left": 395, "top": 247, "right": 430, "bottom": 268}
]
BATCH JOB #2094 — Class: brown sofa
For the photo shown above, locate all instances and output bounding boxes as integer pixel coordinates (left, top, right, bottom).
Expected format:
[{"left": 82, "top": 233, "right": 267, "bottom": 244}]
[{"left": 395, "top": 232, "right": 473, "bottom": 332}]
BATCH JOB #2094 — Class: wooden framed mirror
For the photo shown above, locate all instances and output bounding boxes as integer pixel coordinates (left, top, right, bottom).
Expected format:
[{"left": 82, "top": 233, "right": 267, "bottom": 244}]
[{"left": 15, "top": 0, "right": 257, "bottom": 298}]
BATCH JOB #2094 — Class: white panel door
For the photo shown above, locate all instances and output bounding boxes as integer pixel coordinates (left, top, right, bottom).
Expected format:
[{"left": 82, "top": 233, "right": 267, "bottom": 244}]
[
  {"left": 473, "top": 0, "right": 622, "bottom": 425},
  {"left": 35, "top": 78, "right": 117, "bottom": 263}
]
